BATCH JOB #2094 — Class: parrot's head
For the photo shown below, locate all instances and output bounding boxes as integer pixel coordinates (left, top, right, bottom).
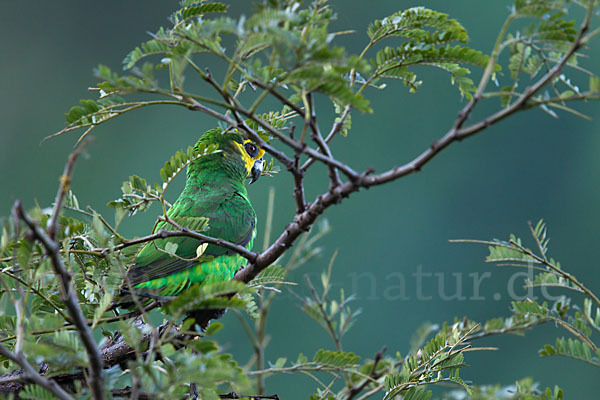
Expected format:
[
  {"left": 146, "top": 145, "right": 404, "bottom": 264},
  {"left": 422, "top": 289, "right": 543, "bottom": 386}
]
[{"left": 192, "top": 128, "right": 266, "bottom": 184}]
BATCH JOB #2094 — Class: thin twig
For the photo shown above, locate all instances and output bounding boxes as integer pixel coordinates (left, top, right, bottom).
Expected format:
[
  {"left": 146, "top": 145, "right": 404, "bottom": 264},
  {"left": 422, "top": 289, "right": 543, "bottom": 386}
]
[
  {"left": 2, "top": 270, "right": 72, "bottom": 323},
  {"left": 202, "top": 69, "right": 360, "bottom": 181},
  {"left": 465, "top": 319, "right": 547, "bottom": 341},
  {"left": 91, "top": 225, "right": 257, "bottom": 262},
  {"left": 289, "top": 125, "right": 307, "bottom": 214},
  {"left": 344, "top": 346, "right": 386, "bottom": 400},
  {"left": 304, "top": 275, "right": 342, "bottom": 353},
  {"left": 302, "top": 104, "right": 352, "bottom": 171},
  {"left": 158, "top": 215, "right": 258, "bottom": 261},
  {"left": 306, "top": 93, "right": 341, "bottom": 189}
]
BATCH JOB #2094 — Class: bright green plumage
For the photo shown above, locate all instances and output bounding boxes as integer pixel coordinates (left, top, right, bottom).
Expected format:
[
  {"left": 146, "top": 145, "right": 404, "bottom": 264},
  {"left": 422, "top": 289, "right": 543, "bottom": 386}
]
[{"left": 124, "top": 128, "right": 265, "bottom": 300}]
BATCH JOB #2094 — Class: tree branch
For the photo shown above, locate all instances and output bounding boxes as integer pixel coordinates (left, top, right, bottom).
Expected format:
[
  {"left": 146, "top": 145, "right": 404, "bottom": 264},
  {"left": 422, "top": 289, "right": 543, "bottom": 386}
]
[
  {"left": 230, "top": 0, "right": 597, "bottom": 297},
  {"left": 14, "top": 203, "right": 105, "bottom": 399},
  {"left": 2, "top": 2, "right": 597, "bottom": 397},
  {"left": 12, "top": 143, "right": 105, "bottom": 400},
  {"left": 201, "top": 69, "right": 360, "bottom": 181},
  {"left": 360, "top": 1, "right": 594, "bottom": 188},
  {"left": 250, "top": 79, "right": 306, "bottom": 119},
  {"left": 199, "top": 69, "right": 297, "bottom": 171},
  {"left": 0, "top": 344, "right": 75, "bottom": 400}
]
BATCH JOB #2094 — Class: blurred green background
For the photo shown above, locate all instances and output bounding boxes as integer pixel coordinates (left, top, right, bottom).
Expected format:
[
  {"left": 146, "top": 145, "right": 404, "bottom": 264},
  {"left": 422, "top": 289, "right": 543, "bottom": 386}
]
[{"left": 1, "top": 1, "right": 599, "bottom": 398}]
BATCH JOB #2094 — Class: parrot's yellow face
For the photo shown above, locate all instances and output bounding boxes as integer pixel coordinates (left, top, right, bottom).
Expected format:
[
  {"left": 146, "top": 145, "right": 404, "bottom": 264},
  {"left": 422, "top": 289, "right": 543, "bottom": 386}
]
[{"left": 233, "top": 139, "right": 265, "bottom": 184}]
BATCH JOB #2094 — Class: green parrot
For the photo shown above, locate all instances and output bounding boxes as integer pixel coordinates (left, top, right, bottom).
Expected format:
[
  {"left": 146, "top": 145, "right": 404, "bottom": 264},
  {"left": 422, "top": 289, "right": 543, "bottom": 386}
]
[{"left": 120, "top": 128, "right": 265, "bottom": 322}]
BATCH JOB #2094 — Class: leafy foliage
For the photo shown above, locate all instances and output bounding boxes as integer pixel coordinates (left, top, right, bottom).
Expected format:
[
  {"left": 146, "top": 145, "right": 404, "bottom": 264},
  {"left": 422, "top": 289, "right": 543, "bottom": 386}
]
[
  {"left": 540, "top": 336, "right": 600, "bottom": 366},
  {"left": 107, "top": 141, "right": 218, "bottom": 221},
  {"left": 20, "top": 385, "right": 58, "bottom": 400},
  {"left": 458, "top": 220, "right": 600, "bottom": 372},
  {"left": 444, "top": 377, "right": 564, "bottom": 400},
  {"left": 2, "top": 0, "right": 600, "bottom": 398},
  {"left": 365, "top": 7, "right": 497, "bottom": 98},
  {"left": 486, "top": 0, "right": 599, "bottom": 116},
  {"left": 383, "top": 324, "right": 481, "bottom": 399},
  {"left": 312, "top": 349, "right": 360, "bottom": 368},
  {"left": 246, "top": 264, "right": 289, "bottom": 288},
  {"left": 49, "top": 0, "right": 597, "bottom": 149},
  {"left": 165, "top": 280, "right": 249, "bottom": 316}
]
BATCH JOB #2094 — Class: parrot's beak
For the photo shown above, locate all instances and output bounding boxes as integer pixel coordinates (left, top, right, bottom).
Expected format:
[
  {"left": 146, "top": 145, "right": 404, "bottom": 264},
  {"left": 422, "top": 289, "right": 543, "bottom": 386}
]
[{"left": 249, "top": 158, "right": 264, "bottom": 184}]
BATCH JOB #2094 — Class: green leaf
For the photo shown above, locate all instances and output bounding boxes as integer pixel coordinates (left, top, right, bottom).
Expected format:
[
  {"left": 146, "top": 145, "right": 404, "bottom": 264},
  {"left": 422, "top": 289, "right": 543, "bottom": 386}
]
[
  {"left": 333, "top": 102, "right": 352, "bottom": 136},
  {"left": 514, "top": 0, "right": 568, "bottom": 18},
  {"left": 590, "top": 75, "right": 600, "bottom": 93},
  {"left": 178, "top": 2, "right": 229, "bottom": 21},
  {"left": 123, "top": 32, "right": 171, "bottom": 70},
  {"left": 24, "top": 331, "right": 87, "bottom": 371},
  {"left": 20, "top": 385, "right": 56, "bottom": 400},
  {"left": 486, "top": 238, "right": 535, "bottom": 263},
  {"left": 524, "top": 54, "right": 544, "bottom": 78},
  {"left": 248, "top": 264, "right": 288, "bottom": 287},
  {"left": 161, "top": 343, "right": 176, "bottom": 358},
  {"left": 368, "top": 7, "right": 468, "bottom": 45},
  {"left": 165, "top": 280, "right": 248, "bottom": 315},
  {"left": 191, "top": 339, "right": 219, "bottom": 354},
  {"left": 164, "top": 242, "right": 179, "bottom": 256},
  {"left": 296, "top": 353, "right": 307, "bottom": 365},
  {"left": 371, "top": 43, "right": 492, "bottom": 98},
  {"left": 159, "top": 142, "right": 219, "bottom": 187},
  {"left": 312, "top": 349, "right": 360, "bottom": 368},
  {"left": 91, "top": 213, "right": 109, "bottom": 245},
  {"left": 512, "top": 299, "right": 550, "bottom": 317},
  {"left": 16, "top": 238, "right": 33, "bottom": 270},
  {"left": 273, "top": 357, "right": 287, "bottom": 368},
  {"left": 409, "top": 322, "right": 438, "bottom": 354},
  {"left": 499, "top": 85, "right": 515, "bottom": 107},
  {"left": 509, "top": 42, "right": 532, "bottom": 79},
  {"left": 129, "top": 175, "right": 148, "bottom": 191},
  {"left": 203, "top": 321, "right": 223, "bottom": 336},
  {"left": 119, "top": 320, "right": 146, "bottom": 352},
  {"left": 540, "top": 337, "right": 599, "bottom": 366},
  {"left": 65, "top": 99, "right": 100, "bottom": 124},
  {"left": 92, "top": 291, "right": 114, "bottom": 328}
]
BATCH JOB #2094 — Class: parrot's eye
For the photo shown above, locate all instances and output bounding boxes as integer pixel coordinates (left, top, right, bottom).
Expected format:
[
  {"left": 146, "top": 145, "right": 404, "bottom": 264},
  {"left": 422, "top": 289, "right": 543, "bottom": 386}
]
[{"left": 244, "top": 142, "right": 258, "bottom": 157}]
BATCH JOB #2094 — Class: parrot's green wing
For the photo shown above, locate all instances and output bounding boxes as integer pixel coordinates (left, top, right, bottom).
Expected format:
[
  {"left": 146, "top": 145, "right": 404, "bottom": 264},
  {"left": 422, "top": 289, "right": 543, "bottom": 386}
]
[{"left": 126, "top": 189, "right": 256, "bottom": 296}]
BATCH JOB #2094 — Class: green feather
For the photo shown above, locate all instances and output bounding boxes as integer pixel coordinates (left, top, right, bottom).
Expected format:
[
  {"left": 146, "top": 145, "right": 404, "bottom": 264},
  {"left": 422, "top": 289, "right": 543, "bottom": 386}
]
[{"left": 124, "top": 128, "right": 260, "bottom": 299}]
